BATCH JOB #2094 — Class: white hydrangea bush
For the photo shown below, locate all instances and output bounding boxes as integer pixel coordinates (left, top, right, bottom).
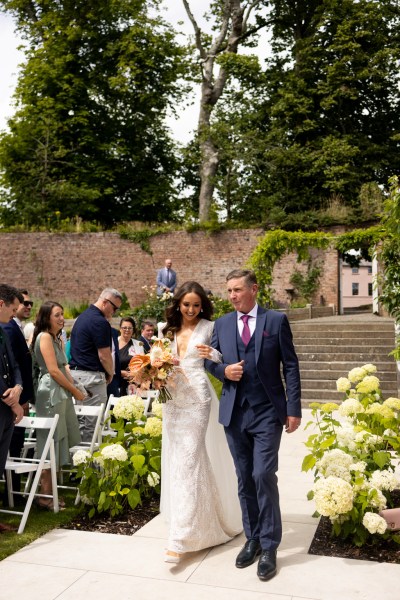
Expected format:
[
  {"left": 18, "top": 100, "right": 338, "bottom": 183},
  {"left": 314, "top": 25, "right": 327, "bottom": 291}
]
[
  {"left": 303, "top": 363, "right": 400, "bottom": 546},
  {"left": 73, "top": 394, "right": 163, "bottom": 518}
]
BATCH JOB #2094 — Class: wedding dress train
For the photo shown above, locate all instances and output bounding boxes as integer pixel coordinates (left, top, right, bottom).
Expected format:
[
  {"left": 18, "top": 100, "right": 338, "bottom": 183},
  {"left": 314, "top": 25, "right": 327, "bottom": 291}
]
[{"left": 159, "top": 319, "right": 242, "bottom": 553}]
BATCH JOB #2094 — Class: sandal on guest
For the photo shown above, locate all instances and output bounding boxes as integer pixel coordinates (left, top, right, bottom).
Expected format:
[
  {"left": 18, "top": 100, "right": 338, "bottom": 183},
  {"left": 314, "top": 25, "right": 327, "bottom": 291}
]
[{"left": 164, "top": 550, "right": 183, "bottom": 564}]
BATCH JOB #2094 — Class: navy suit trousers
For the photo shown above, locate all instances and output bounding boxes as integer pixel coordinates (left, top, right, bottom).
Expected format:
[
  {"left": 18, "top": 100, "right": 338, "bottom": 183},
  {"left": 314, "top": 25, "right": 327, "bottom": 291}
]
[{"left": 224, "top": 400, "right": 283, "bottom": 550}]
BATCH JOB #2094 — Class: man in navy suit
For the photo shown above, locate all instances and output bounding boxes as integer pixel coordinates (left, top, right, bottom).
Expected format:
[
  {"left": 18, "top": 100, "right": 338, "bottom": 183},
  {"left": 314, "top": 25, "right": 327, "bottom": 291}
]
[
  {"left": 139, "top": 321, "right": 155, "bottom": 353},
  {"left": 156, "top": 258, "right": 177, "bottom": 296},
  {"left": 2, "top": 289, "right": 35, "bottom": 499},
  {"left": 205, "top": 269, "right": 301, "bottom": 581}
]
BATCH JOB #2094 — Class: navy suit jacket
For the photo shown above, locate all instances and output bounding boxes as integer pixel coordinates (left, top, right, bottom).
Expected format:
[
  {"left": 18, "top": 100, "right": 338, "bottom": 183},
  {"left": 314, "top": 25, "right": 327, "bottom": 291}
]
[
  {"left": 156, "top": 268, "right": 177, "bottom": 295},
  {"left": 0, "top": 325, "right": 23, "bottom": 398},
  {"left": 205, "top": 307, "right": 301, "bottom": 427},
  {"left": 139, "top": 335, "right": 151, "bottom": 353},
  {"left": 1, "top": 319, "right": 31, "bottom": 403}
]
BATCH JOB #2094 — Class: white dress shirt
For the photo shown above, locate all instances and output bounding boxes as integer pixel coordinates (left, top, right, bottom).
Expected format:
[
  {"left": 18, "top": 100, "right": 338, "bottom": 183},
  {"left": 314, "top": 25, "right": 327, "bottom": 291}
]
[{"left": 237, "top": 304, "right": 258, "bottom": 338}]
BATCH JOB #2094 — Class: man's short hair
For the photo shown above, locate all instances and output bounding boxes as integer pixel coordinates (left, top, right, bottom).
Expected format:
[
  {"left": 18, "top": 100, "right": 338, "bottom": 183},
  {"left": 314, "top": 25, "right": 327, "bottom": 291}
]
[
  {"left": 226, "top": 269, "right": 258, "bottom": 287},
  {"left": 99, "top": 288, "right": 123, "bottom": 302},
  {"left": 18, "top": 289, "right": 29, "bottom": 296},
  {"left": 141, "top": 320, "right": 155, "bottom": 331},
  {"left": 0, "top": 283, "right": 23, "bottom": 304}
]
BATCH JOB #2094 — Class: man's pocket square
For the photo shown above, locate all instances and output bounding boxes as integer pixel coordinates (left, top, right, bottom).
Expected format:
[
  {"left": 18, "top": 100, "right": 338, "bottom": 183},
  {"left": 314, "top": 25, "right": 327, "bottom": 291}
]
[{"left": 262, "top": 331, "right": 270, "bottom": 337}]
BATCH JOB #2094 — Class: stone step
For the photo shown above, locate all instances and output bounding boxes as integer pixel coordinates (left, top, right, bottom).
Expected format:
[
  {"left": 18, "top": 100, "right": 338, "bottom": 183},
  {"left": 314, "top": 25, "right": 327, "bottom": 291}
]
[
  {"left": 300, "top": 369, "right": 398, "bottom": 382},
  {"left": 292, "top": 323, "right": 395, "bottom": 333},
  {"left": 295, "top": 343, "right": 394, "bottom": 354},
  {"left": 293, "top": 331, "right": 395, "bottom": 346},
  {"left": 301, "top": 378, "right": 398, "bottom": 390},
  {"left": 292, "top": 330, "right": 395, "bottom": 340},
  {"left": 297, "top": 351, "right": 395, "bottom": 362},
  {"left": 301, "top": 388, "right": 398, "bottom": 401},
  {"left": 299, "top": 361, "right": 397, "bottom": 372}
]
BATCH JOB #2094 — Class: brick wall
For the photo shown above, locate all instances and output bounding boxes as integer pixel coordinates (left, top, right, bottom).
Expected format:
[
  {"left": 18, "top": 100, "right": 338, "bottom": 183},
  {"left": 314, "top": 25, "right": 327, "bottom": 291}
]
[{"left": 0, "top": 230, "right": 339, "bottom": 309}]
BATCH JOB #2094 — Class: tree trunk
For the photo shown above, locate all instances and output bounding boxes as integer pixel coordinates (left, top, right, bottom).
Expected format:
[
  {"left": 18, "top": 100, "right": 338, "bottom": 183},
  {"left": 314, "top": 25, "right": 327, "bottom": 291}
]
[{"left": 182, "top": 0, "right": 261, "bottom": 222}]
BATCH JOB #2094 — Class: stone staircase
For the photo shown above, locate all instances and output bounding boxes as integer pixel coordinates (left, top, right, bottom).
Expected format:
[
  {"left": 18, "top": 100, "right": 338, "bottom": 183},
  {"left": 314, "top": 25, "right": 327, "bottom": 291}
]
[{"left": 290, "top": 316, "right": 399, "bottom": 407}]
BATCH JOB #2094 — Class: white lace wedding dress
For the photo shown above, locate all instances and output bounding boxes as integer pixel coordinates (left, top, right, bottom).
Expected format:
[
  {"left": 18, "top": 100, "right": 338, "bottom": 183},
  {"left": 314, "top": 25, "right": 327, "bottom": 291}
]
[{"left": 159, "top": 319, "right": 242, "bottom": 553}]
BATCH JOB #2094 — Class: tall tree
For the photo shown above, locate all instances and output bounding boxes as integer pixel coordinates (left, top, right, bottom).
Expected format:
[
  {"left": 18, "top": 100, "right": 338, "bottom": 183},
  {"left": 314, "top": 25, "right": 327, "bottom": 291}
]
[
  {"left": 181, "top": 0, "right": 266, "bottom": 222},
  {"left": 0, "top": 0, "right": 187, "bottom": 226},
  {"left": 198, "top": 0, "right": 400, "bottom": 225}
]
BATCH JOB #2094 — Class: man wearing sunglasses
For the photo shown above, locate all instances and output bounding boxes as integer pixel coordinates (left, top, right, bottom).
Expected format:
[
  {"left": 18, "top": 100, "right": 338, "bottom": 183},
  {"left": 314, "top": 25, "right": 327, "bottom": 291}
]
[
  {"left": 1, "top": 289, "right": 35, "bottom": 503},
  {"left": 69, "top": 288, "right": 123, "bottom": 442}
]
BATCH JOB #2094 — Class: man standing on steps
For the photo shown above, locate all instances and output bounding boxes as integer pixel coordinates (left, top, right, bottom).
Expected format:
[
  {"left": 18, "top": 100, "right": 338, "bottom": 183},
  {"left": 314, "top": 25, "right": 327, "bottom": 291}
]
[
  {"left": 156, "top": 258, "right": 177, "bottom": 297},
  {"left": 205, "top": 269, "right": 301, "bottom": 582}
]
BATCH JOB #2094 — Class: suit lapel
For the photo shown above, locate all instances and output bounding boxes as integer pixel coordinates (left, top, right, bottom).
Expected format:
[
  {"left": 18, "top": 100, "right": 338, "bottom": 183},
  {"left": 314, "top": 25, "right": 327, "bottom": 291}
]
[{"left": 255, "top": 306, "right": 267, "bottom": 362}]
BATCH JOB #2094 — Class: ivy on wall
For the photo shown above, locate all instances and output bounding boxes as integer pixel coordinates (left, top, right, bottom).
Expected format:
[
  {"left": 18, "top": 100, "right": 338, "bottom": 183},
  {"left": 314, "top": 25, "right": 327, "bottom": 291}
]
[{"left": 249, "top": 226, "right": 384, "bottom": 307}]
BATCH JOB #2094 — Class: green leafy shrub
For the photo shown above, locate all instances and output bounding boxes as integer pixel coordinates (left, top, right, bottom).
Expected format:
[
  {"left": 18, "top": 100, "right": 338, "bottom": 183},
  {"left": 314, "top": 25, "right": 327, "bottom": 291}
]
[
  {"left": 303, "top": 364, "right": 400, "bottom": 546},
  {"left": 73, "top": 396, "right": 162, "bottom": 517}
]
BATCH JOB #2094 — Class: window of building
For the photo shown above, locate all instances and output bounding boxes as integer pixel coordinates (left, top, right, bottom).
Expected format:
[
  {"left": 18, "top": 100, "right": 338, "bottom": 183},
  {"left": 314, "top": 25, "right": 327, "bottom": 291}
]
[
  {"left": 352, "top": 267, "right": 359, "bottom": 274},
  {"left": 368, "top": 283, "right": 373, "bottom": 296},
  {"left": 367, "top": 266, "right": 372, "bottom": 274},
  {"left": 352, "top": 283, "right": 359, "bottom": 296}
]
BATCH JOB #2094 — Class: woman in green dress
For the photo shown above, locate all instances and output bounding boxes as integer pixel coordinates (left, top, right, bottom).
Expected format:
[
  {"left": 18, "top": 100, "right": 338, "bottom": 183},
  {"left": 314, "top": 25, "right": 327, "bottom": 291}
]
[{"left": 32, "top": 301, "right": 85, "bottom": 509}]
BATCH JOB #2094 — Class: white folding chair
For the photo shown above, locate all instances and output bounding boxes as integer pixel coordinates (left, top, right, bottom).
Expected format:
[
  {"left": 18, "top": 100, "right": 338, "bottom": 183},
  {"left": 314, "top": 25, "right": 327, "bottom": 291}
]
[
  {"left": 101, "top": 394, "right": 119, "bottom": 440},
  {"left": 69, "top": 403, "right": 105, "bottom": 454},
  {"left": 1, "top": 414, "right": 59, "bottom": 534},
  {"left": 138, "top": 390, "right": 159, "bottom": 416}
]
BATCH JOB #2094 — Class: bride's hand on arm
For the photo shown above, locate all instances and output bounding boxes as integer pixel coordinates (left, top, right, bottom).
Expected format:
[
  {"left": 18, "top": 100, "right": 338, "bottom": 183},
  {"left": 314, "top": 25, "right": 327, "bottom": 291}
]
[{"left": 196, "top": 344, "right": 222, "bottom": 363}]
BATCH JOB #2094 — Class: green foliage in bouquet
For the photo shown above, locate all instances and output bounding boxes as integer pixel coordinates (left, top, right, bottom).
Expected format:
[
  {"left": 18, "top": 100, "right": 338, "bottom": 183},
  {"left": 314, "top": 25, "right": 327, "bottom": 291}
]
[
  {"left": 302, "top": 364, "right": 400, "bottom": 547},
  {"left": 72, "top": 396, "right": 162, "bottom": 517}
]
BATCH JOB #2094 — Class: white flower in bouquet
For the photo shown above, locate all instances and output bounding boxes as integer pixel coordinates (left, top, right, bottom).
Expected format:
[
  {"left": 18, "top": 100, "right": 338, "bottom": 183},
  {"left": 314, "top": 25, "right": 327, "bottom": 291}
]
[
  {"left": 72, "top": 449, "right": 91, "bottom": 466},
  {"left": 144, "top": 417, "right": 162, "bottom": 438},
  {"left": 362, "top": 512, "right": 387, "bottom": 535},
  {"left": 336, "top": 377, "right": 351, "bottom": 393},
  {"left": 112, "top": 395, "right": 145, "bottom": 421},
  {"left": 151, "top": 401, "right": 163, "bottom": 419},
  {"left": 338, "top": 397, "right": 364, "bottom": 417},
  {"left": 157, "top": 368, "right": 168, "bottom": 380},
  {"left": 383, "top": 397, "right": 400, "bottom": 411},
  {"left": 101, "top": 443, "right": 128, "bottom": 462},
  {"left": 147, "top": 472, "right": 160, "bottom": 487},
  {"left": 348, "top": 367, "right": 366, "bottom": 383},
  {"left": 356, "top": 375, "right": 380, "bottom": 394},
  {"left": 369, "top": 470, "right": 399, "bottom": 492},
  {"left": 365, "top": 402, "right": 395, "bottom": 419},
  {"left": 313, "top": 476, "right": 354, "bottom": 517},
  {"left": 383, "top": 428, "right": 398, "bottom": 438}
]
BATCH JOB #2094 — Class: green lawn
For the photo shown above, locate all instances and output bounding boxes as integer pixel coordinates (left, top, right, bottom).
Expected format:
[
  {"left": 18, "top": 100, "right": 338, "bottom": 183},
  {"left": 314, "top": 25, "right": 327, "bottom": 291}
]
[{"left": 0, "top": 488, "right": 81, "bottom": 560}]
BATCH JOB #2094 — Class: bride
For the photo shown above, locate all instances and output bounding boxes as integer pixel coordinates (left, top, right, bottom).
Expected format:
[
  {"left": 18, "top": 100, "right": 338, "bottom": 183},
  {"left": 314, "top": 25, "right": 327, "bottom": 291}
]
[{"left": 158, "top": 281, "right": 242, "bottom": 563}]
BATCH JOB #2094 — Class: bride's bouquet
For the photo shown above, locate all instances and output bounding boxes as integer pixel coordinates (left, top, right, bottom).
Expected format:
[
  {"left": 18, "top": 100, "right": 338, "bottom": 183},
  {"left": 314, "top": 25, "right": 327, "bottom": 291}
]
[{"left": 128, "top": 337, "right": 178, "bottom": 403}]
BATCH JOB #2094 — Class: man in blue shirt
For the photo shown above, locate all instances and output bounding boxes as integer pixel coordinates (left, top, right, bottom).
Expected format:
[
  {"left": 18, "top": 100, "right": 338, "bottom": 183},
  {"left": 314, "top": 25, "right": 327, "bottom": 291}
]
[{"left": 70, "top": 288, "right": 123, "bottom": 442}]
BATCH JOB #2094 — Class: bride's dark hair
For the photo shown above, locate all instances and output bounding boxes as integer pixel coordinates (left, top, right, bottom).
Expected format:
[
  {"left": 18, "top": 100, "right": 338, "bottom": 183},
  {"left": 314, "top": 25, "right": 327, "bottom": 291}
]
[{"left": 163, "top": 281, "right": 213, "bottom": 336}]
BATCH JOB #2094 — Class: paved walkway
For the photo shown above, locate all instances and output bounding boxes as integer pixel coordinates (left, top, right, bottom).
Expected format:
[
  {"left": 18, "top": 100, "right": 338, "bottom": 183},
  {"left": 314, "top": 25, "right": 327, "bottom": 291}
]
[{"left": 1, "top": 409, "right": 399, "bottom": 600}]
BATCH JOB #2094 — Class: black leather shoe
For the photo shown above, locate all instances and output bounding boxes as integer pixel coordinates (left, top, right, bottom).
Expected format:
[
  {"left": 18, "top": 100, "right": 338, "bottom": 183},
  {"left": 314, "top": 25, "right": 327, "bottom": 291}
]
[
  {"left": 257, "top": 549, "right": 277, "bottom": 581},
  {"left": 235, "top": 540, "right": 261, "bottom": 568}
]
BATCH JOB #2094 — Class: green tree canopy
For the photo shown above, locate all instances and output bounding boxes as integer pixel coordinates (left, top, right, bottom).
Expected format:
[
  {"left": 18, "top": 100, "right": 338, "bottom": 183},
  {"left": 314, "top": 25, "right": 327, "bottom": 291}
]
[
  {"left": 0, "top": 0, "right": 188, "bottom": 226},
  {"left": 200, "top": 0, "right": 400, "bottom": 224}
]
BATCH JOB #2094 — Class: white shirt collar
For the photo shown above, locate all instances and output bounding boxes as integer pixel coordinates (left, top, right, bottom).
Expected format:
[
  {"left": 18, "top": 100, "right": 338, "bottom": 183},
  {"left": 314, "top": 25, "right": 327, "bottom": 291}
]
[
  {"left": 237, "top": 304, "right": 258, "bottom": 320},
  {"left": 13, "top": 317, "right": 23, "bottom": 328}
]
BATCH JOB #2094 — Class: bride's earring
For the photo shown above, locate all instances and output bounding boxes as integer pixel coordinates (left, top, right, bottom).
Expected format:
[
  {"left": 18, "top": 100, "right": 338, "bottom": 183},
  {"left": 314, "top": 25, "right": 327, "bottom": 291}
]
[{"left": 200, "top": 308, "right": 203, "bottom": 313}]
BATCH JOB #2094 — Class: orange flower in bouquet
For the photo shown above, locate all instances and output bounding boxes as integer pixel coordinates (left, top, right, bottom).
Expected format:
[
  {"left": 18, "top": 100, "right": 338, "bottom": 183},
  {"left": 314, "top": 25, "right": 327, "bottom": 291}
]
[{"left": 128, "top": 338, "right": 178, "bottom": 402}]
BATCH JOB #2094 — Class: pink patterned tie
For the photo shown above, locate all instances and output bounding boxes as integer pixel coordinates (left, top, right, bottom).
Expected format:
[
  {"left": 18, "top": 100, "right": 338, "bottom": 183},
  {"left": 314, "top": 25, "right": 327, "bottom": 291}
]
[{"left": 240, "top": 314, "right": 251, "bottom": 346}]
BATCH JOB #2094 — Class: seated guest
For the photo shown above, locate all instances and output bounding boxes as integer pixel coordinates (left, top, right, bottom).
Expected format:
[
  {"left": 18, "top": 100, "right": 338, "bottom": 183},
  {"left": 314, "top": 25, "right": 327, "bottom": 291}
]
[
  {"left": 118, "top": 317, "right": 142, "bottom": 396},
  {"left": 139, "top": 320, "right": 155, "bottom": 353}
]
